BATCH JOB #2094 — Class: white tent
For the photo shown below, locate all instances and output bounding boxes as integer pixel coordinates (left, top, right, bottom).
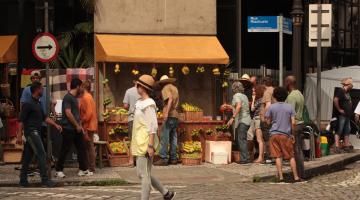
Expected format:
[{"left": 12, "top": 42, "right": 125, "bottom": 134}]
[{"left": 304, "top": 66, "right": 360, "bottom": 121}]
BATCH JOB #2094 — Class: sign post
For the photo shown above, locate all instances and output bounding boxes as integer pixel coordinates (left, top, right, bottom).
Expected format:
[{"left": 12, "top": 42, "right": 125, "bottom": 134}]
[
  {"left": 248, "top": 16, "right": 292, "bottom": 86},
  {"left": 32, "top": 2, "right": 59, "bottom": 180}
]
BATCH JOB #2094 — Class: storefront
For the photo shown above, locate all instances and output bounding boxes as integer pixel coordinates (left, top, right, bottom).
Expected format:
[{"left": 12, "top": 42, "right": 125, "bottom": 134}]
[{"left": 95, "top": 34, "right": 231, "bottom": 165}]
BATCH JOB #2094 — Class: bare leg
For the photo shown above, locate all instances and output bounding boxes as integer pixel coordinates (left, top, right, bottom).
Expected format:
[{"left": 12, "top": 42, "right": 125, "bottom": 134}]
[
  {"left": 335, "top": 134, "right": 340, "bottom": 147},
  {"left": 290, "top": 158, "right": 300, "bottom": 180},
  {"left": 255, "top": 129, "right": 264, "bottom": 162},
  {"left": 275, "top": 158, "right": 283, "bottom": 180},
  {"left": 344, "top": 135, "right": 350, "bottom": 147}
]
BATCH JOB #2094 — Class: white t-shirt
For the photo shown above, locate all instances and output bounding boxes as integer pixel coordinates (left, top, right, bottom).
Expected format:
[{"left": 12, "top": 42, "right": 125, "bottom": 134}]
[{"left": 354, "top": 102, "right": 360, "bottom": 115}]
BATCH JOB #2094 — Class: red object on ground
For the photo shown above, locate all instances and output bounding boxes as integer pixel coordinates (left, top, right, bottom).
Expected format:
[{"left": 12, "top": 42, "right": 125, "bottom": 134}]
[
  {"left": 6, "top": 118, "right": 19, "bottom": 138},
  {"left": 315, "top": 138, "right": 321, "bottom": 158}
]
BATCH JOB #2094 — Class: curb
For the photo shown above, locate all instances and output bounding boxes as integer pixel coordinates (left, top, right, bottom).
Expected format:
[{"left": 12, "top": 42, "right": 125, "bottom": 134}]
[{"left": 254, "top": 152, "right": 360, "bottom": 182}]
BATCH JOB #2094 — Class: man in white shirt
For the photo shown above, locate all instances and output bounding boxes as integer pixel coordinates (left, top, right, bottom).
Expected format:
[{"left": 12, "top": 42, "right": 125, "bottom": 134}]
[{"left": 354, "top": 101, "right": 360, "bottom": 124}]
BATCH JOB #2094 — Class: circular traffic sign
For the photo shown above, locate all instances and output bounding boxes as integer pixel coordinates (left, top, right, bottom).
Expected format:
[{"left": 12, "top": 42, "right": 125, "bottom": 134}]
[{"left": 32, "top": 32, "right": 59, "bottom": 62}]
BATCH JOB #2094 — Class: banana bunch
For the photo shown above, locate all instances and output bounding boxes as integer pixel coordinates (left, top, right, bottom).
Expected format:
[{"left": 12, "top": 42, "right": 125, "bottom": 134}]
[
  {"left": 132, "top": 69, "right": 139, "bottom": 75},
  {"left": 223, "top": 69, "right": 230, "bottom": 77},
  {"left": 102, "top": 109, "right": 110, "bottom": 120},
  {"left": 114, "top": 64, "right": 120, "bottom": 74},
  {"left": 109, "top": 141, "right": 128, "bottom": 154},
  {"left": 151, "top": 67, "right": 158, "bottom": 77},
  {"left": 182, "top": 141, "right": 202, "bottom": 153},
  {"left": 112, "top": 108, "right": 128, "bottom": 115},
  {"left": 212, "top": 67, "right": 220, "bottom": 76},
  {"left": 102, "top": 78, "right": 109, "bottom": 85},
  {"left": 103, "top": 98, "right": 112, "bottom": 106},
  {"left": 222, "top": 81, "right": 229, "bottom": 88},
  {"left": 196, "top": 66, "right": 205, "bottom": 73},
  {"left": 181, "top": 65, "right": 190, "bottom": 75},
  {"left": 169, "top": 66, "right": 174, "bottom": 77},
  {"left": 157, "top": 111, "right": 163, "bottom": 118},
  {"left": 181, "top": 103, "right": 202, "bottom": 112},
  {"left": 191, "top": 129, "right": 200, "bottom": 137}
]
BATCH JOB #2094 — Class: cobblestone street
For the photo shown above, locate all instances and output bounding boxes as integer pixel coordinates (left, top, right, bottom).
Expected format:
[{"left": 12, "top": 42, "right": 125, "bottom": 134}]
[{"left": 1, "top": 161, "right": 360, "bottom": 200}]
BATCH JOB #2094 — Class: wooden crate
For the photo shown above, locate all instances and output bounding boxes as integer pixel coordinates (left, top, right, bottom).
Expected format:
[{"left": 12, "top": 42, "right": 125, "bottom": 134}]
[
  {"left": 108, "top": 154, "right": 130, "bottom": 167},
  {"left": 184, "top": 111, "right": 203, "bottom": 121},
  {"left": 181, "top": 157, "right": 202, "bottom": 166},
  {"left": 4, "top": 148, "right": 22, "bottom": 163}
]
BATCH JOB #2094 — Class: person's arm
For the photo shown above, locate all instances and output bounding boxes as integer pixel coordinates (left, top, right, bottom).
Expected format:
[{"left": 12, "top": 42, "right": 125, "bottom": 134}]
[
  {"left": 163, "top": 96, "right": 173, "bottom": 120},
  {"left": 79, "top": 98, "right": 92, "bottom": 123},
  {"left": 17, "top": 103, "right": 30, "bottom": 144},
  {"left": 264, "top": 106, "right": 272, "bottom": 125},
  {"left": 227, "top": 101, "right": 242, "bottom": 126},
  {"left": 123, "top": 90, "right": 130, "bottom": 110},
  {"left": 65, "top": 108, "right": 81, "bottom": 132},
  {"left": 144, "top": 106, "right": 158, "bottom": 157},
  {"left": 291, "top": 117, "right": 297, "bottom": 136},
  {"left": 45, "top": 117, "right": 62, "bottom": 132},
  {"left": 333, "top": 97, "right": 345, "bottom": 115}
]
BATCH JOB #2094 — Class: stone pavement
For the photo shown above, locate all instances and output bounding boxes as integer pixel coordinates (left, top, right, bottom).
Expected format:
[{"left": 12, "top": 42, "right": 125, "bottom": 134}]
[
  {"left": 0, "top": 150, "right": 359, "bottom": 187},
  {"left": 1, "top": 161, "right": 360, "bottom": 200}
]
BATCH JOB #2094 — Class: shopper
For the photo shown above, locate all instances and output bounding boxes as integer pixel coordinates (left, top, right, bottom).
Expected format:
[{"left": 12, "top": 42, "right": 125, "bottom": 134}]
[
  {"left": 123, "top": 82, "right": 140, "bottom": 166},
  {"left": 154, "top": 75, "right": 179, "bottom": 166},
  {"left": 131, "top": 75, "right": 176, "bottom": 200},
  {"left": 79, "top": 80, "right": 98, "bottom": 173},
  {"left": 248, "top": 84, "right": 266, "bottom": 163},
  {"left": 17, "top": 82, "right": 62, "bottom": 187},
  {"left": 0, "top": 103, "right": 5, "bottom": 165},
  {"left": 333, "top": 77, "right": 353, "bottom": 153},
  {"left": 227, "top": 81, "right": 252, "bottom": 164},
  {"left": 55, "top": 78, "right": 90, "bottom": 178},
  {"left": 265, "top": 87, "right": 302, "bottom": 182},
  {"left": 285, "top": 75, "right": 305, "bottom": 178}
]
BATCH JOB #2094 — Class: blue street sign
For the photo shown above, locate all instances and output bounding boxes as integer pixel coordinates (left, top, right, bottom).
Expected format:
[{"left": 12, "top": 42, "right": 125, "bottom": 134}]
[
  {"left": 247, "top": 16, "right": 279, "bottom": 32},
  {"left": 283, "top": 17, "right": 293, "bottom": 35}
]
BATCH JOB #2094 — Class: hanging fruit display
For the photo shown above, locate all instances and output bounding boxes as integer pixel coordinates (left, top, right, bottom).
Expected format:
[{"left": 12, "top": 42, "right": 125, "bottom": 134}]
[
  {"left": 132, "top": 65, "right": 140, "bottom": 75},
  {"left": 103, "top": 97, "right": 112, "bottom": 106},
  {"left": 102, "top": 78, "right": 109, "bottom": 85},
  {"left": 223, "top": 69, "right": 231, "bottom": 77},
  {"left": 181, "top": 65, "right": 190, "bottom": 75},
  {"left": 222, "top": 81, "right": 229, "bottom": 88},
  {"left": 212, "top": 66, "right": 220, "bottom": 76},
  {"left": 114, "top": 63, "right": 120, "bottom": 74},
  {"left": 151, "top": 66, "right": 158, "bottom": 77},
  {"left": 169, "top": 65, "right": 175, "bottom": 77},
  {"left": 196, "top": 65, "right": 205, "bottom": 73}
]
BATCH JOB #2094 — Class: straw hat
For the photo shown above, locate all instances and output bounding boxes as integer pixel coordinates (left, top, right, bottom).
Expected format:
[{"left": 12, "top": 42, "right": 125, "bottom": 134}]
[
  {"left": 341, "top": 77, "right": 353, "bottom": 86},
  {"left": 240, "top": 74, "right": 250, "bottom": 81},
  {"left": 157, "top": 75, "right": 176, "bottom": 85},
  {"left": 31, "top": 70, "right": 41, "bottom": 79},
  {"left": 136, "top": 75, "right": 155, "bottom": 91}
]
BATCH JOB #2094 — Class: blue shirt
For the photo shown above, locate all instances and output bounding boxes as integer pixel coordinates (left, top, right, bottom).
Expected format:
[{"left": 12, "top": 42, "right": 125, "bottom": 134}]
[{"left": 265, "top": 102, "right": 296, "bottom": 136}]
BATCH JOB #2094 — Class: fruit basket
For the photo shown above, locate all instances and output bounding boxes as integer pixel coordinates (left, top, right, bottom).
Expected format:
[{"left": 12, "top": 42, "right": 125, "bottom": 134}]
[
  {"left": 109, "top": 107, "right": 128, "bottom": 122},
  {"left": 181, "top": 141, "right": 202, "bottom": 166},
  {"left": 181, "top": 103, "right": 203, "bottom": 121},
  {"left": 107, "top": 139, "right": 130, "bottom": 167},
  {"left": 108, "top": 125, "right": 129, "bottom": 141},
  {"left": 205, "top": 126, "right": 232, "bottom": 141}
]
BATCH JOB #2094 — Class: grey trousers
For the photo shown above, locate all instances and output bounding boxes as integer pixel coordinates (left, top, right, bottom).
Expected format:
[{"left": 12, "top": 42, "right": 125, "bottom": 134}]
[{"left": 136, "top": 156, "right": 168, "bottom": 200}]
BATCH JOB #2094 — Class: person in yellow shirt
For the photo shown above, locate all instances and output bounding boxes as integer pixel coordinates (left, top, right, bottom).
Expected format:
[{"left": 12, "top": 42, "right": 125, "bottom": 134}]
[{"left": 79, "top": 80, "right": 98, "bottom": 174}]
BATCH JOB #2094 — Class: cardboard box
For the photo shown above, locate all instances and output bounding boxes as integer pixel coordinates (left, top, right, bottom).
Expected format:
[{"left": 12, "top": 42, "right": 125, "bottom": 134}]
[{"left": 205, "top": 141, "right": 232, "bottom": 163}]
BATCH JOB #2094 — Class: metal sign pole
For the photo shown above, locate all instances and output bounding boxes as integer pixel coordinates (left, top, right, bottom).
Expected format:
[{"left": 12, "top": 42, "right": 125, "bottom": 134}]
[
  {"left": 316, "top": 3, "right": 322, "bottom": 131},
  {"left": 279, "top": 15, "right": 283, "bottom": 86},
  {"left": 44, "top": 1, "right": 52, "bottom": 180}
]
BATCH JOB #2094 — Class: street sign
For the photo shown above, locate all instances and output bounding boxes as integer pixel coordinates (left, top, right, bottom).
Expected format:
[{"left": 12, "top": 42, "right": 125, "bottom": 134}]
[
  {"left": 32, "top": 32, "right": 59, "bottom": 62},
  {"left": 283, "top": 17, "right": 293, "bottom": 35},
  {"left": 308, "top": 4, "right": 332, "bottom": 47},
  {"left": 247, "top": 16, "right": 279, "bottom": 32}
]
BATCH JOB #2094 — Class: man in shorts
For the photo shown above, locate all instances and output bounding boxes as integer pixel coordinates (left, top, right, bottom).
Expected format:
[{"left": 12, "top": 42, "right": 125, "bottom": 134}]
[{"left": 265, "top": 87, "right": 302, "bottom": 182}]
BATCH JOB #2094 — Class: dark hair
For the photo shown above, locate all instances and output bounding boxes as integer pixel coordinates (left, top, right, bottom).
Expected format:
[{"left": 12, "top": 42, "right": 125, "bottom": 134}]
[
  {"left": 70, "top": 78, "right": 83, "bottom": 90},
  {"left": 81, "top": 80, "right": 92, "bottom": 91},
  {"left": 262, "top": 76, "right": 273, "bottom": 87},
  {"left": 30, "top": 82, "right": 42, "bottom": 94},
  {"left": 255, "top": 84, "right": 266, "bottom": 100},
  {"left": 136, "top": 84, "right": 152, "bottom": 95},
  {"left": 273, "top": 87, "right": 288, "bottom": 102}
]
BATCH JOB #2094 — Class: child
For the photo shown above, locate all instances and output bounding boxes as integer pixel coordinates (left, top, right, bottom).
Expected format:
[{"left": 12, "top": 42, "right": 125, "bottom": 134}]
[{"left": 265, "top": 87, "right": 302, "bottom": 182}]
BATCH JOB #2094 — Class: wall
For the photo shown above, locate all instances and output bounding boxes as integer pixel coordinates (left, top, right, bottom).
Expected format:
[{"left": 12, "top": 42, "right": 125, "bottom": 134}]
[{"left": 94, "top": 0, "right": 216, "bottom": 35}]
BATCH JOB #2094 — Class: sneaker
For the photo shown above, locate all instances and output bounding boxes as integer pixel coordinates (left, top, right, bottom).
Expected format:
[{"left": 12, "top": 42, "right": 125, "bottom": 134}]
[
  {"left": 86, "top": 170, "right": 94, "bottom": 176},
  {"left": 154, "top": 159, "right": 169, "bottom": 166},
  {"left": 78, "top": 170, "right": 88, "bottom": 177},
  {"left": 55, "top": 171, "right": 66, "bottom": 178},
  {"left": 169, "top": 159, "right": 178, "bottom": 165},
  {"left": 334, "top": 147, "right": 343, "bottom": 154},
  {"left": 343, "top": 146, "right": 353, "bottom": 153},
  {"left": 293, "top": 178, "right": 307, "bottom": 184},
  {"left": 236, "top": 160, "right": 251, "bottom": 165},
  {"left": 164, "top": 191, "right": 176, "bottom": 200},
  {"left": 42, "top": 180, "right": 56, "bottom": 188},
  {"left": 19, "top": 181, "right": 29, "bottom": 188}
]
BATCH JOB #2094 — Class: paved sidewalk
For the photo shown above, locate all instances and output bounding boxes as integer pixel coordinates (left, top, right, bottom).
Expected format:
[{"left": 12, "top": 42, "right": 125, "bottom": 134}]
[{"left": 1, "top": 150, "right": 359, "bottom": 186}]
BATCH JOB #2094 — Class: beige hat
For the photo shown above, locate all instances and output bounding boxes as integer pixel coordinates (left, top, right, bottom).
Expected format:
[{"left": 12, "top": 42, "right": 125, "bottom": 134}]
[
  {"left": 31, "top": 70, "right": 41, "bottom": 79},
  {"left": 157, "top": 75, "right": 176, "bottom": 85},
  {"left": 136, "top": 75, "right": 155, "bottom": 91},
  {"left": 341, "top": 77, "right": 353, "bottom": 86},
  {"left": 240, "top": 74, "right": 250, "bottom": 81}
]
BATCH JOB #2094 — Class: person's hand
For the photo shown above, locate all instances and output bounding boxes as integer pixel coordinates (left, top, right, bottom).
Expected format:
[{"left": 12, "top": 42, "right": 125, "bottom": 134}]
[
  {"left": 290, "top": 135, "right": 296, "bottom": 144},
  {"left": 83, "top": 132, "right": 90, "bottom": 142},
  {"left": 76, "top": 125, "right": 82, "bottom": 133},
  {"left": 55, "top": 124, "right": 63, "bottom": 133},
  {"left": 227, "top": 118, "right": 234, "bottom": 127},
  {"left": 163, "top": 112, "right": 168, "bottom": 121},
  {"left": 16, "top": 133, "right": 23, "bottom": 145},
  {"left": 147, "top": 146, "right": 154, "bottom": 157},
  {"left": 339, "top": 109, "right": 345, "bottom": 115}
]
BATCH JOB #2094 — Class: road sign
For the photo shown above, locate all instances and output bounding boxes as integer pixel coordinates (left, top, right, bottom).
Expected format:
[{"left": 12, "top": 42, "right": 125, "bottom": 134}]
[
  {"left": 308, "top": 4, "right": 332, "bottom": 47},
  {"left": 32, "top": 32, "right": 59, "bottom": 62},
  {"left": 283, "top": 17, "right": 293, "bottom": 35},
  {"left": 247, "top": 16, "right": 278, "bottom": 32}
]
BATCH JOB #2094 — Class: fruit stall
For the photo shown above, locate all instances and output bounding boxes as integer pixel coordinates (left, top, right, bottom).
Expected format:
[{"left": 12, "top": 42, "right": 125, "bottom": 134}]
[{"left": 94, "top": 34, "right": 231, "bottom": 166}]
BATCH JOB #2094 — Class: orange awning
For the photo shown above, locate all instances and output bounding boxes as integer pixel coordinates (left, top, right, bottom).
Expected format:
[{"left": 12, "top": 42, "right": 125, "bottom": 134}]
[
  {"left": 95, "top": 34, "right": 229, "bottom": 64},
  {"left": 0, "top": 35, "right": 17, "bottom": 63}
]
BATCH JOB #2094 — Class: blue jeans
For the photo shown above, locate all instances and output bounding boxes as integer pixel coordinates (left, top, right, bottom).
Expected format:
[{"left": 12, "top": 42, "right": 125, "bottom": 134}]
[
  {"left": 20, "top": 130, "right": 48, "bottom": 184},
  {"left": 159, "top": 117, "right": 178, "bottom": 161},
  {"left": 236, "top": 123, "right": 250, "bottom": 162},
  {"left": 337, "top": 115, "right": 351, "bottom": 136}
]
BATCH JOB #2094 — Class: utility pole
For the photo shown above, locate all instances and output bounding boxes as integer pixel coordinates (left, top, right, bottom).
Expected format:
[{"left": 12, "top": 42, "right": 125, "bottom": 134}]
[
  {"left": 316, "top": 3, "right": 322, "bottom": 132},
  {"left": 291, "top": 0, "right": 304, "bottom": 90},
  {"left": 279, "top": 14, "right": 284, "bottom": 86},
  {"left": 236, "top": 0, "right": 242, "bottom": 74}
]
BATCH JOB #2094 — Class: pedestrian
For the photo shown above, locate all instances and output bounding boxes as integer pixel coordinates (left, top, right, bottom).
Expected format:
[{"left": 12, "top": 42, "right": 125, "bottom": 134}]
[
  {"left": 226, "top": 81, "right": 252, "bottom": 165},
  {"left": 250, "top": 75, "right": 257, "bottom": 86},
  {"left": 285, "top": 75, "right": 305, "bottom": 178},
  {"left": 79, "top": 80, "right": 98, "bottom": 174},
  {"left": 123, "top": 81, "right": 140, "bottom": 166},
  {"left": 247, "top": 84, "right": 266, "bottom": 163},
  {"left": 333, "top": 77, "right": 353, "bottom": 153},
  {"left": 0, "top": 102, "right": 5, "bottom": 165},
  {"left": 354, "top": 101, "right": 360, "bottom": 124},
  {"left": 55, "top": 78, "right": 90, "bottom": 178},
  {"left": 17, "top": 82, "right": 62, "bottom": 187},
  {"left": 265, "top": 87, "right": 302, "bottom": 182},
  {"left": 239, "top": 74, "right": 253, "bottom": 103},
  {"left": 154, "top": 75, "right": 179, "bottom": 166},
  {"left": 131, "top": 75, "right": 176, "bottom": 200}
]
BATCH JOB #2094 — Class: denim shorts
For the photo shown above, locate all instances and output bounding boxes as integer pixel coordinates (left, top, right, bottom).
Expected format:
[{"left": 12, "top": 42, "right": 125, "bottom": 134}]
[{"left": 336, "top": 115, "right": 351, "bottom": 136}]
